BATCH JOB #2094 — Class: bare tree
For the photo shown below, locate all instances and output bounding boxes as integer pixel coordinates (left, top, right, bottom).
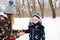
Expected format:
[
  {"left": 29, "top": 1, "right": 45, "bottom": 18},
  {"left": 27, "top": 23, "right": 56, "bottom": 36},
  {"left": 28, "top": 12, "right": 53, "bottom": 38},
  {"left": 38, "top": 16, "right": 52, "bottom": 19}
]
[
  {"left": 18, "top": 0, "right": 21, "bottom": 17},
  {"left": 15, "top": 0, "right": 20, "bottom": 17},
  {"left": 38, "top": 0, "right": 44, "bottom": 18},
  {"left": 22, "top": 0, "right": 25, "bottom": 17},
  {"left": 27, "top": 0, "right": 32, "bottom": 17},
  {"left": 52, "top": 0, "right": 57, "bottom": 9},
  {"left": 32, "top": 0, "right": 36, "bottom": 13},
  {"left": 30, "top": 0, "right": 34, "bottom": 15},
  {"left": 49, "top": 0, "right": 56, "bottom": 18}
]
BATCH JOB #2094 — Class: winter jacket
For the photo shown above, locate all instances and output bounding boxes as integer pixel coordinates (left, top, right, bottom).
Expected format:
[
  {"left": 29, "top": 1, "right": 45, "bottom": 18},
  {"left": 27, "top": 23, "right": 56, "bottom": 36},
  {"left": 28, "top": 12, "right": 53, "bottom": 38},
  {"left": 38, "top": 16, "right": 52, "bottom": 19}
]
[
  {"left": 0, "top": 13, "right": 19, "bottom": 40},
  {"left": 23, "top": 22, "right": 45, "bottom": 40}
]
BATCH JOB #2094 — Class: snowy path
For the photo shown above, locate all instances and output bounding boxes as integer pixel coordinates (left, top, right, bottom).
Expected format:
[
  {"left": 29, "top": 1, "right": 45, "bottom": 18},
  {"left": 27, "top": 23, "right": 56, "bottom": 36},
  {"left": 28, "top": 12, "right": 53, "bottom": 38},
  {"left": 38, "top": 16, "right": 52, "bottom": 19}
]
[{"left": 13, "top": 17, "right": 60, "bottom": 40}]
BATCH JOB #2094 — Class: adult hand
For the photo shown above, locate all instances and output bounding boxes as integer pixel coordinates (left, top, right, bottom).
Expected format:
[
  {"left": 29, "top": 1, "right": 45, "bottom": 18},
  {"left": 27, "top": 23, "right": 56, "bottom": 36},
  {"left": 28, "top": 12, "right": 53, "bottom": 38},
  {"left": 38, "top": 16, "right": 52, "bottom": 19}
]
[
  {"left": 0, "top": 33, "right": 2, "bottom": 36},
  {"left": 18, "top": 29, "right": 25, "bottom": 36}
]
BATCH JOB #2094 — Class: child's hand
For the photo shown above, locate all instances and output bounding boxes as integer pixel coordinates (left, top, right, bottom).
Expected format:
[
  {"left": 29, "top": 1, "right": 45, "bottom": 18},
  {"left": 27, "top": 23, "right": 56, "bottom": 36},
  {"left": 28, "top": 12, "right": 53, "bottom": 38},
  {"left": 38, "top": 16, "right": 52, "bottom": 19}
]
[
  {"left": 18, "top": 29, "right": 25, "bottom": 36},
  {"left": 19, "top": 32, "right": 25, "bottom": 36},
  {"left": 17, "top": 29, "right": 23, "bottom": 33}
]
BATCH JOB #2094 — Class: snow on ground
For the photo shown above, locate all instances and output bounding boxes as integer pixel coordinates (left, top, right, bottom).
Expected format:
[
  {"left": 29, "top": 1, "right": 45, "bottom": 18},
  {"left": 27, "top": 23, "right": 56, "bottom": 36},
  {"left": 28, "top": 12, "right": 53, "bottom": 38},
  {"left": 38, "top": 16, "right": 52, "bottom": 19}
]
[{"left": 13, "top": 17, "right": 60, "bottom": 40}]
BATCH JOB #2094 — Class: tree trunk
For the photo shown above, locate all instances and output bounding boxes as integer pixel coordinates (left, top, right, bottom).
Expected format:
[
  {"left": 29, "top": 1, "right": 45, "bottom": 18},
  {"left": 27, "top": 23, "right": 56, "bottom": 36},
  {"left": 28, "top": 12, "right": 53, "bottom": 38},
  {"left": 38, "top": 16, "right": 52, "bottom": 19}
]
[
  {"left": 27, "top": 0, "right": 31, "bottom": 17},
  {"left": 15, "top": 0, "right": 21, "bottom": 17},
  {"left": 49, "top": 0, "right": 56, "bottom": 18},
  {"left": 18, "top": 0, "right": 21, "bottom": 17},
  {"left": 30, "top": 0, "right": 34, "bottom": 15},
  {"left": 32, "top": 0, "right": 36, "bottom": 13},
  {"left": 38, "top": 0, "right": 44, "bottom": 18},
  {"left": 22, "top": 0, "right": 25, "bottom": 17}
]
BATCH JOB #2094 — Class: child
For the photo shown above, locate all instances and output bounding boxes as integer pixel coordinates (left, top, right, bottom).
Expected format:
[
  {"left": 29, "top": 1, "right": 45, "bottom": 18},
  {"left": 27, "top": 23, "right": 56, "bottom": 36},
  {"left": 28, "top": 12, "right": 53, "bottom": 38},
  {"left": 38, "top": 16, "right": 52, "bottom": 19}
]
[{"left": 21, "top": 13, "right": 45, "bottom": 40}]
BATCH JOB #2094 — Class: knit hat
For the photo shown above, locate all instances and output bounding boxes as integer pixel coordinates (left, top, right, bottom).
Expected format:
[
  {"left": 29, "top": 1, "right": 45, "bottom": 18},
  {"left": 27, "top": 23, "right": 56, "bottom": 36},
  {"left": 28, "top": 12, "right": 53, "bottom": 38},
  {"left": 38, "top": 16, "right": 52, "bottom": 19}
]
[
  {"left": 30, "top": 13, "right": 42, "bottom": 24},
  {"left": 32, "top": 13, "right": 40, "bottom": 19},
  {"left": 9, "top": 0, "right": 14, "bottom": 6}
]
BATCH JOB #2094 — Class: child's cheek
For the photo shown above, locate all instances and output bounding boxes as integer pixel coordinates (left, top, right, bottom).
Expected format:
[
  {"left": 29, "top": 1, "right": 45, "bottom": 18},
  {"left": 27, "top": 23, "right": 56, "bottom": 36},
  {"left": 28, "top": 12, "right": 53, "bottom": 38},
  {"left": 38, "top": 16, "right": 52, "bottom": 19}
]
[{"left": 32, "top": 21, "right": 38, "bottom": 24}]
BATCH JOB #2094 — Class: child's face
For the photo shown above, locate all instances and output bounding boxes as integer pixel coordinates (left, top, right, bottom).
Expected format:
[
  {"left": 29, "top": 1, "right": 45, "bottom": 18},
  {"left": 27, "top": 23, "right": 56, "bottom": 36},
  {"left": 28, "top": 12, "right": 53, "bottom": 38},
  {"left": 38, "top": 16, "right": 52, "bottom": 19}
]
[{"left": 32, "top": 17, "right": 39, "bottom": 24}]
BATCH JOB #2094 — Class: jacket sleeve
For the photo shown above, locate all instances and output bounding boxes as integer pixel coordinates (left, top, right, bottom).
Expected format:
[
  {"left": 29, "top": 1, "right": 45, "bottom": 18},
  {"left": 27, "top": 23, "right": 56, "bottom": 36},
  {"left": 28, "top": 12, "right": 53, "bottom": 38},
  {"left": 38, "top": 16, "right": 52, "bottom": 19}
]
[
  {"left": 23, "top": 25, "right": 30, "bottom": 33},
  {"left": 42, "top": 29, "right": 45, "bottom": 40},
  {"left": 41, "top": 26, "right": 45, "bottom": 40},
  {"left": 13, "top": 30, "right": 20, "bottom": 38}
]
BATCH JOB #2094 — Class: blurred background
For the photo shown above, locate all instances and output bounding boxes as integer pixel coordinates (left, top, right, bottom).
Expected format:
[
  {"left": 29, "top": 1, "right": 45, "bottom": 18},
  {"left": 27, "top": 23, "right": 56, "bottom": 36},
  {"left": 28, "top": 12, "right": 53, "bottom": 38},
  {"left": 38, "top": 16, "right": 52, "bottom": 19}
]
[{"left": 0, "top": 0, "right": 60, "bottom": 18}]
